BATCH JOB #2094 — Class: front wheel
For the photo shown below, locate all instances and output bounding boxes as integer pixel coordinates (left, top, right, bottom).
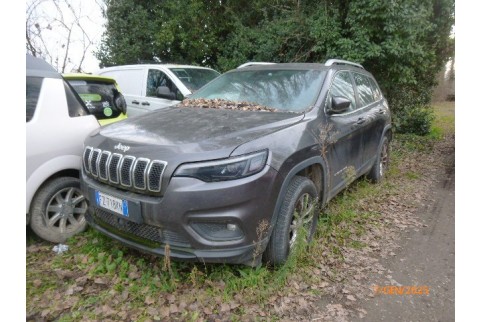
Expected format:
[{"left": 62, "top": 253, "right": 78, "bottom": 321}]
[
  {"left": 367, "top": 136, "right": 390, "bottom": 183},
  {"left": 29, "top": 177, "right": 88, "bottom": 243},
  {"left": 263, "top": 176, "right": 319, "bottom": 266}
]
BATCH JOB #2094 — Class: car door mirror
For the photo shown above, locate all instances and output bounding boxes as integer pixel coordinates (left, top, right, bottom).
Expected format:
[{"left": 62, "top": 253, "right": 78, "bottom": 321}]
[
  {"left": 112, "top": 88, "right": 127, "bottom": 115},
  {"left": 157, "top": 86, "right": 176, "bottom": 100},
  {"left": 328, "top": 96, "right": 351, "bottom": 114}
]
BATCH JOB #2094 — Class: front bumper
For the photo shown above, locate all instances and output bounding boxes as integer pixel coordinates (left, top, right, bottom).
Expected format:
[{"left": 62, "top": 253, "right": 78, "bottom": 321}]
[{"left": 81, "top": 165, "right": 281, "bottom": 266}]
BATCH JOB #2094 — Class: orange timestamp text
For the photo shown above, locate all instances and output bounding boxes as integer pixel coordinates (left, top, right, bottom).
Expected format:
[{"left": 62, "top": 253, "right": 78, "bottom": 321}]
[{"left": 373, "top": 285, "right": 430, "bottom": 295}]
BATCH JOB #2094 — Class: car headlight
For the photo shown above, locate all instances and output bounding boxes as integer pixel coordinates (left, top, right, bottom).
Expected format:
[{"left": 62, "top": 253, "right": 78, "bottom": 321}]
[{"left": 173, "top": 150, "right": 268, "bottom": 182}]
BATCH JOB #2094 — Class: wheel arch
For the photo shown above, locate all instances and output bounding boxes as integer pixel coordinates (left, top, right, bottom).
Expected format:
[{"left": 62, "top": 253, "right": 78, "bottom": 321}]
[
  {"left": 268, "top": 156, "right": 329, "bottom": 234},
  {"left": 26, "top": 155, "right": 81, "bottom": 220}
]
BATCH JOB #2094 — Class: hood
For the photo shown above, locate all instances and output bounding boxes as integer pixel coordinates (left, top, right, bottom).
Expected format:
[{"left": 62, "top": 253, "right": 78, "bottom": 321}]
[{"left": 95, "top": 106, "right": 304, "bottom": 160}]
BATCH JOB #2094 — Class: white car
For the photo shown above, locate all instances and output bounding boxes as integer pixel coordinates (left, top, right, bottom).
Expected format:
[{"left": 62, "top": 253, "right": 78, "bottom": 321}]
[
  {"left": 96, "top": 64, "right": 220, "bottom": 117},
  {"left": 26, "top": 54, "right": 100, "bottom": 243}
]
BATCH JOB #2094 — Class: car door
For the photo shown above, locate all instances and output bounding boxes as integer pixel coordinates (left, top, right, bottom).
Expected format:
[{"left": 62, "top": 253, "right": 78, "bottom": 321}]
[
  {"left": 323, "top": 70, "right": 365, "bottom": 196},
  {"left": 352, "top": 72, "right": 387, "bottom": 170}
]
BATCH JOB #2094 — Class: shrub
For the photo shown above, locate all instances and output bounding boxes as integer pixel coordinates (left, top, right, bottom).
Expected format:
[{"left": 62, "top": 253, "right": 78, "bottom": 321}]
[{"left": 394, "top": 105, "right": 434, "bottom": 136}]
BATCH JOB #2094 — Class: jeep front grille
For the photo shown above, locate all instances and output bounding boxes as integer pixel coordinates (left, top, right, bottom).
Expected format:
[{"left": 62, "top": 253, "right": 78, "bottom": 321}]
[{"left": 83, "top": 146, "right": 167, "bottom": 194}]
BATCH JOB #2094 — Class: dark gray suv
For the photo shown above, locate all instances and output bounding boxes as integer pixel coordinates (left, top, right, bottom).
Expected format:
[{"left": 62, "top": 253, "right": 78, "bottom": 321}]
[{"left": 80, "top": 59, "right": 391, "bottom": 266}]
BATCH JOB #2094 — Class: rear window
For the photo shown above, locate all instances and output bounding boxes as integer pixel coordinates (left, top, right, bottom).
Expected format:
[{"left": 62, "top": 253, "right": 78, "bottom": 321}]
[
  {"left": 64, "top": 80, "right": 90, "bottom": 117},
  {"left": 26, "top": 77, "right": 43, "bottom": 122},
  {"left": 67, "top": 80, "right": 122, "bottom": 119}
]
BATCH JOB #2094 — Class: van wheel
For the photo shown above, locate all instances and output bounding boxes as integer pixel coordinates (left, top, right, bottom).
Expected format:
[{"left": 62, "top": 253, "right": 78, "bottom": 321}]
[
  {"left": 367, "top": 136, "right": 390, "bottom": 183},
  {"left": 263, "top": 176, "right": 319, "bottom": 266},
  {"left": 29, "top": 177, "right": 88, "bottom": 243}
]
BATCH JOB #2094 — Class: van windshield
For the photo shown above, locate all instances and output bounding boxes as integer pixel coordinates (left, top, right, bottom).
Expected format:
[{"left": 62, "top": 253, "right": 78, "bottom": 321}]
[{"left": 169, "top": 68, "right": 220, "bottom": 92}]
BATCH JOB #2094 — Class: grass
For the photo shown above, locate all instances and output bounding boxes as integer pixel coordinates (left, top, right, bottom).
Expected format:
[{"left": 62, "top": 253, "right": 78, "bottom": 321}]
[{"left": 27, "top": 101, "right": 455, "bottom": 321}]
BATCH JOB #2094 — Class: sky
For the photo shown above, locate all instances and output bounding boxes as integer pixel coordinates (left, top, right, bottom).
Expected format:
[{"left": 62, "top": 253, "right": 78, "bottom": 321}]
[{"left": 26, "top": 0, "right": 106, "bottom": 73}]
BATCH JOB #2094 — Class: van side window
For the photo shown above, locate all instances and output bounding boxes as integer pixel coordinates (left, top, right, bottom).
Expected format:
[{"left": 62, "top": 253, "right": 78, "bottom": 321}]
[
  {"left": 353, "top": 73, "right": 375, "bottom": 107},
  {"left": 26, "top": 77, "right": 43, "bottom": 122},
  {"left": 147, "top": 69, "right": 183, "bottom": 100},
  {"left": 328, "top": 71, "right": 356, "bottom": 112}
]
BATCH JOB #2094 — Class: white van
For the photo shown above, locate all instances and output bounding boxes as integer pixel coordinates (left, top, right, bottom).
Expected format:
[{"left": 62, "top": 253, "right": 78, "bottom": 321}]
[{"left": 96, "top": 64, "right": 220, "bottom": 117}]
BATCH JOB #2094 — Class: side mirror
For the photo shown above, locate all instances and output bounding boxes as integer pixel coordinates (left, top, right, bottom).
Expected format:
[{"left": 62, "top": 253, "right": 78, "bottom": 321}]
[
  {"left": 328, "top": 96, "right": 351, "bottom": 114},
  {"left": 157, "top": 86, "right": 176, "bottom": 100},
  {"left": 112, "top": 88, "right": 127, "bottom": 115}
]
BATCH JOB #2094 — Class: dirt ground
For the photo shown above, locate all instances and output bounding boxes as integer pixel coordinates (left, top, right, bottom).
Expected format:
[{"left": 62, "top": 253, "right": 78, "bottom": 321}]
[
  {"left": 311, "top": 108, "right": 455, "bottom": 321},
  {"left": 352, "top": 137, "right": 455, "bottom": 321}
]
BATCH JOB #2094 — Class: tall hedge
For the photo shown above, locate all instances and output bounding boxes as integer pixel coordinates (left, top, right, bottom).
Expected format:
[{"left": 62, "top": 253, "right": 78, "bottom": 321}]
[{"left": 97, "top": 0, "right": 454, "bottom": 135}]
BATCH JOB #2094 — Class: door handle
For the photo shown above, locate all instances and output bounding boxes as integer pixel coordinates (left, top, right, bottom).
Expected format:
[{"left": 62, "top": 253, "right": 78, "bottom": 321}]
[
  {"left": 356, "top": 117, "right": 366, "bottom": 124},
  {"left": 132, "top": 100, "right": 139, "bottom": 105},
  {"left": 141, "top": 101, "right": 150, "bottom": 106}
]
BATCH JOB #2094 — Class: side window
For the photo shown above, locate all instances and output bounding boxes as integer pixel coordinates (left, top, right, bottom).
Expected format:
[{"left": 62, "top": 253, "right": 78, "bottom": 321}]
[
  {"left": 26, "top": 77, "right": 43, "bottom": 122},
  {"left": 329, "top": 71, "right": 356, "bottom": 112},
  {"left": 354, "top": 73, "right": 375, "bottom": 107},
  {"left": 369, "top": 77, "right": 382, "bottom": 101},
  {"left": 146, "top": 69, "right": 183, "bottom": 100}
]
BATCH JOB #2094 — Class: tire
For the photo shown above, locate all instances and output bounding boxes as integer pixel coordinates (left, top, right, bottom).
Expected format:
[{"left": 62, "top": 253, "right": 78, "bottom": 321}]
[
  {"left": 29, "top": 177, "right": 88, "bottom": 243},
  {"left": 367, "top": 136, "right": 390, "bottom": 183},
  {"left": 263, "top": 176, "right": 319, "bottom": 266}
]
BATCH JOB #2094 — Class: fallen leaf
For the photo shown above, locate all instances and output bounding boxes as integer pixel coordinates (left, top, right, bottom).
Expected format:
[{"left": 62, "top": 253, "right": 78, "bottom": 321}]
[
  {"left": 203, "top": 307, "right": 212, "bottom": 315},
  {"left": 220, "top": 303, "right": 230, "bottom": 312},
  {"left": 147, "top": 307, "right": 159, "bottom": 316},
  {"left": 169, "top": 304, "right": 178, "bottom": 314},
  {"left": 128, "top": 271, "right": 140, "bottom": 279},
  {"left": 94, "top": 277, "right": 107, "bottom": 285}
]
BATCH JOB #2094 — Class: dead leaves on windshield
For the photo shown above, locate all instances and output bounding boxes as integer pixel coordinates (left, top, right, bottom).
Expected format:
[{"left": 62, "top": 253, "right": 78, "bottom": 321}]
[{"left": 179, "top": 98, "right": 277, "bottom": 112}]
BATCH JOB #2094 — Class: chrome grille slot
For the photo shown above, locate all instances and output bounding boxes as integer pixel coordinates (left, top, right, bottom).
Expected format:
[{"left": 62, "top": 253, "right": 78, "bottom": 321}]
[
  {"left": 133, "top": 158, "right": 149, "bottom": 190},
  {"left": 148, "top": 161, "right": 167, "bottom": 192},
  {"left": 120, "top": 156, "right": 135, "bottom": 187},
  {"left": 82, "top": 146, "right": 167, "bottom": 194},
  {"left": 83, "top": 147, "right": 92, "bottom": 174},
  {"left": 98, "top": 151, "right": 111, "bottom": 180},
  {"left": 109, "top": 153, "right": 122, "bottom": 184},
  {"left": 90, "top": 149, "right": 101, "bottom": 177}
]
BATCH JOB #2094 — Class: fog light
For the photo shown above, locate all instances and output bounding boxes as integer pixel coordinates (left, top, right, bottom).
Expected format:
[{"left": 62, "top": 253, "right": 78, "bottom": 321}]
[{"left": 191, "top": 222, "right": 244, "bottom": 241}]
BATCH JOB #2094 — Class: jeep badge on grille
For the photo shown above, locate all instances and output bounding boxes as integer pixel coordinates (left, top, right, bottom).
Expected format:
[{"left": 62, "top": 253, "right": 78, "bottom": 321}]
[{"left": 114, "top": 143, "right": 130, "bottom": 152}]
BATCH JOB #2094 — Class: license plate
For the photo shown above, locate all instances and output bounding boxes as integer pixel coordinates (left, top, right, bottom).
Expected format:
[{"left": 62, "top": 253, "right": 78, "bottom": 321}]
[{"left": 95, "top": 191, "right": 129, "bottom": 217}]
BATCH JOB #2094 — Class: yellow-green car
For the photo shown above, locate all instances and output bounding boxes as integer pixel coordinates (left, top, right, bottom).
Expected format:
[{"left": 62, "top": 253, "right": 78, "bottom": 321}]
[{"left": 63, "top": 73, "right": 128, "bottom": 126}]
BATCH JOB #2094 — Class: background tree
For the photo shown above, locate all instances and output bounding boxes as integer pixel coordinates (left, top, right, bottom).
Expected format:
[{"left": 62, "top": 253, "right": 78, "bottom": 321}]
[
  {"left": 26, "top": 0, "right": 103, "bottom": 72},
  {"left": 97, "top": 0, "right": 454, "bottom": 134}
]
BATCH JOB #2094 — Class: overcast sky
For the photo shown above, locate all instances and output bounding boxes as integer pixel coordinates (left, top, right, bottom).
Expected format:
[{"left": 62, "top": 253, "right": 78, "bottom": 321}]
[{"left": 27, "top": 0, "right": 106, "bottom": 73}]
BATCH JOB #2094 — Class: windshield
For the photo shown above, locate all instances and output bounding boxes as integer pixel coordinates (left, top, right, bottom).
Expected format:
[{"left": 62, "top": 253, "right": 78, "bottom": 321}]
[
  {"left": 169, "top": 68, "right": 220, "bottom": 92},
  {"left": 188, "top": 69, "right": 326, "bottom": 112}
]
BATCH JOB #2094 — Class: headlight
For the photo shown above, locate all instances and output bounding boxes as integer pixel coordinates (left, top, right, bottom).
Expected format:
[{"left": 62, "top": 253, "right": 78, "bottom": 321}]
[{"left": 173, "top": 150, "right": 268, "bottom": 182}]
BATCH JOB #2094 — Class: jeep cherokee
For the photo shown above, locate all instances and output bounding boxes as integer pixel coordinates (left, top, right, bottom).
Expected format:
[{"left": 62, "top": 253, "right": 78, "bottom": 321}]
[{"left": 80, "top": 59, "right": 391, "bottom": 266}]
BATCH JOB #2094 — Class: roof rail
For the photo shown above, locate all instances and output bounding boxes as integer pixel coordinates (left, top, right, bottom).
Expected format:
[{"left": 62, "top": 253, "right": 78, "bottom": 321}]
[
  {"left": 324, "top": 59, "right": 364, "bottom": 69},
  {"left": 237, "top": 62, "right": 276, "bottom": 69}
]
